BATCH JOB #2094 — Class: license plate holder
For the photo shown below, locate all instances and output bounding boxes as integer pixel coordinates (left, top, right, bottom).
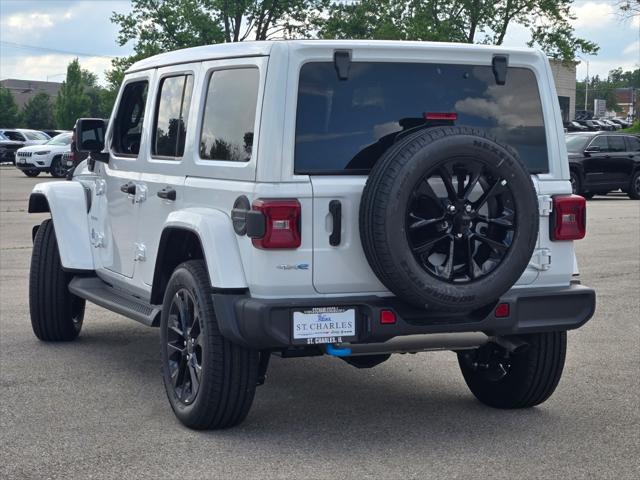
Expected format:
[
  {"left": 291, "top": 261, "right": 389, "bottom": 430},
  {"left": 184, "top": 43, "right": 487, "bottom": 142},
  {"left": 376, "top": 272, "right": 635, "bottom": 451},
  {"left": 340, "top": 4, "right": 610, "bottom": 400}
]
[{"left": 292, "top": 307, "right": 357, "bottom": 345}]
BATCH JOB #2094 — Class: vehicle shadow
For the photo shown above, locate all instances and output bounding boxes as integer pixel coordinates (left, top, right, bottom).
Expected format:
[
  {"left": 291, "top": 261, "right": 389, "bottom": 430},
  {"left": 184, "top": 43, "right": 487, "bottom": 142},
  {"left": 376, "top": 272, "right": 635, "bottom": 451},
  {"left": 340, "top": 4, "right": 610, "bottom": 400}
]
[{"left": 57, "top": 319, "right": 560, "bottom": 449}]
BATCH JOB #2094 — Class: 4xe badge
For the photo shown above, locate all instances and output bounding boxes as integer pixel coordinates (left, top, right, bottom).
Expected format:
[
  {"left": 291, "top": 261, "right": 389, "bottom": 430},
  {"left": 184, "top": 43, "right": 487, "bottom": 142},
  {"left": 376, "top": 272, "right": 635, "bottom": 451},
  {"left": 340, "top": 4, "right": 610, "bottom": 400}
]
[{"left": 276, "top": 263, "right": 309, "bottom": 270}]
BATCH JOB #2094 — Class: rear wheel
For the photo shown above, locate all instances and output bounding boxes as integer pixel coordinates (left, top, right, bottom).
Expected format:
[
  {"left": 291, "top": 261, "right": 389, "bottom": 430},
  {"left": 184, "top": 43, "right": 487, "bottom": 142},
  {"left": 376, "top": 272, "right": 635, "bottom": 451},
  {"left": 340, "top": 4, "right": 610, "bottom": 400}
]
[
  {"left": 160, "top": 260, "right": 259, "bottom": 429},
  {"left": 29, "top": 219, "right": 85, "bottom": 341},
  {"left": 23, "top": 169, "right": 40, "bottom": 177},
  {"left": 457, "top": 331, "right": 566, "bottom": 408},
  {"left": 628, "top": 171, "right": 640, "bottom": 200},
  {"left": 569, "top": 170, "right": 581, "bottom": 195},
  {"left": 50, "top": 156, "right": 67, "bottom": 178}
]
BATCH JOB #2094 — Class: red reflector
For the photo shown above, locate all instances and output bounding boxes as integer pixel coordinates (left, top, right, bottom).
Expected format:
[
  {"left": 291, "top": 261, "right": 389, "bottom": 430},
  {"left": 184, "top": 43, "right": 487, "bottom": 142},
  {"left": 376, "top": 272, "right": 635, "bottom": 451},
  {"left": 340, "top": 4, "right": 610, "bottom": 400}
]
[
  {"left": 551, "top": 195, "right": 586, "bottom": 241},
  {"left": 251, "top": 199, "right": 301, "bottom": 249},
  {"left": 424, "top": 112, "right": 458, "bottom": 121},
  {"left": 494, "top": 303, "right": 510, "bottom": 318},
  {"left": 380, "top": 310, "right": 397, "bottom": 324}
]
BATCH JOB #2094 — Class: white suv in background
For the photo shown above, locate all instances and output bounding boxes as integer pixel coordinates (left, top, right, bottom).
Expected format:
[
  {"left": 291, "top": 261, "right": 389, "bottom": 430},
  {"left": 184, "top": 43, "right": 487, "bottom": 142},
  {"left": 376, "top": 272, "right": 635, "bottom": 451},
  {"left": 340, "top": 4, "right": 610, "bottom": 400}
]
[
  {"left": 15, "top": 132, "right": 71, "bottom": 177},
  {"left": 28, "top": 41, "right": 595, "bottom": 430}
]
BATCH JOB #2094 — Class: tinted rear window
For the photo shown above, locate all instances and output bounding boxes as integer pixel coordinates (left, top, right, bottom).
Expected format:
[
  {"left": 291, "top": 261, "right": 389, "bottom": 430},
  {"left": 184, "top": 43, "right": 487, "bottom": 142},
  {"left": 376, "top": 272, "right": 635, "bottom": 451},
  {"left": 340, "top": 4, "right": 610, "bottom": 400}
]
[{"left": 295, "top": 62, "right": 549, "bottom": 174}]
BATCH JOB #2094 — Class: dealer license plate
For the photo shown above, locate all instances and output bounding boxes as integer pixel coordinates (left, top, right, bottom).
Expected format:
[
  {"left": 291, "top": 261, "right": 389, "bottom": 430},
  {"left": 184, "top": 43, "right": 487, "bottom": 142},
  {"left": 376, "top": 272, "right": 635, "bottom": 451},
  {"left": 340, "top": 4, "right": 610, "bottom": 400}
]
[
  {"left": 293, "top": 307, "right": 356, "bottom": 345},
  {"left": 17, "top": 158, "right": 25, "bottom": 164}
]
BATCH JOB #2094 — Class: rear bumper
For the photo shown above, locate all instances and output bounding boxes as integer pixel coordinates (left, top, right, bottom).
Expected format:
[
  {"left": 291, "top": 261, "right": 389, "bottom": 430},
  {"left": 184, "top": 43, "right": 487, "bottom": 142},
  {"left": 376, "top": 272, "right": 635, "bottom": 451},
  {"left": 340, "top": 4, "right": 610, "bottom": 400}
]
[{"left": 213, "top": 283, "right": 596, "bottom": 350}]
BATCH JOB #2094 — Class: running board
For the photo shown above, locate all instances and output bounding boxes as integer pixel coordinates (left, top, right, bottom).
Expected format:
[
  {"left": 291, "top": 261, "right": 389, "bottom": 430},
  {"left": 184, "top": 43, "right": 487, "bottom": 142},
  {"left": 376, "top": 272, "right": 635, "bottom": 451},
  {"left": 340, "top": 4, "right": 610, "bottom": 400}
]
[{"left": 68, "top": 276, "right": 161, "bottom": 327}]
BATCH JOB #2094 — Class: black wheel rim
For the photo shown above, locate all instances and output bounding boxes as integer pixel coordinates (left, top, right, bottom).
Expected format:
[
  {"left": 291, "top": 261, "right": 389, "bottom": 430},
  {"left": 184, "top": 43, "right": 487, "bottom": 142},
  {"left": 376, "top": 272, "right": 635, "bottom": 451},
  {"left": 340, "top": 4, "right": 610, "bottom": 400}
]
[
  {"left": 406, "top": 157, "right": 516, "bottom": 283},
  {"left": 52, "top": 159, "right": 66, "bottom": 177},
  {"left": 635, "top": 175, "right": 640, "bottom": 195},
  {"left": 570, "top": 174, "right": 578, "bottom": 194},
  {"left": 166, "top": 289, "right": 203, "bottom": 405}
]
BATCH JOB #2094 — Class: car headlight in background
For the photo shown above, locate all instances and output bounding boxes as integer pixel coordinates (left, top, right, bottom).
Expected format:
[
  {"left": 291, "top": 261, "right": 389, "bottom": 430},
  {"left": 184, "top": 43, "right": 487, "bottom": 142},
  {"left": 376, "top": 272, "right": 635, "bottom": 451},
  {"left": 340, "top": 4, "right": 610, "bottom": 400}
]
[{"left": 34, "top": 151, "right": 51, "bottom": 155}]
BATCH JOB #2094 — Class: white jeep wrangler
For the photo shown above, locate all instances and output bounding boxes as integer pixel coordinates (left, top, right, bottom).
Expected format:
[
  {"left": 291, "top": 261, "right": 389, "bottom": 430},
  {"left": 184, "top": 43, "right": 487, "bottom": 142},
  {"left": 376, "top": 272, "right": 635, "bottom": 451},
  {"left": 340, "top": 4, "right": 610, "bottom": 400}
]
[{"left": 28, "top": 40, "right": 595, "bottom": 430}]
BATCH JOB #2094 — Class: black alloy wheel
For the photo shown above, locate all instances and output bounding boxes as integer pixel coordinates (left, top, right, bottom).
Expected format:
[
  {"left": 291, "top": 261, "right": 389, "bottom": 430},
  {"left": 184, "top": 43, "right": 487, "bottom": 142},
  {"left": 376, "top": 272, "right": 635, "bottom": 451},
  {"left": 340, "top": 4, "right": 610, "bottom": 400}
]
[
  {"left": 569, "top": 171, "right": 580, "bottom": 195},
  {"left": 629, "top": 171, "right": 640, "bottom": 200},
  {"left": 406, "top": 158, "right": 516, "bottom": 283},
  {"left": 50, "top": 156, "right": 68, "bottom": 178},
  {"left": 166, "top": 288, "right": 203, "bottom": 405}
]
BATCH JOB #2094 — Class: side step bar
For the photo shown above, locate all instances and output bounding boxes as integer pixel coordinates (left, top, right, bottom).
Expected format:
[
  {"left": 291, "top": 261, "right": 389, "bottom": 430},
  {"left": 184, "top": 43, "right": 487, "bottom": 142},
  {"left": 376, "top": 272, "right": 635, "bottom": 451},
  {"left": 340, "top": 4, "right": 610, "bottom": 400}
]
[{"left": 69, "top": 276, "right": 161, "bottom": 327}]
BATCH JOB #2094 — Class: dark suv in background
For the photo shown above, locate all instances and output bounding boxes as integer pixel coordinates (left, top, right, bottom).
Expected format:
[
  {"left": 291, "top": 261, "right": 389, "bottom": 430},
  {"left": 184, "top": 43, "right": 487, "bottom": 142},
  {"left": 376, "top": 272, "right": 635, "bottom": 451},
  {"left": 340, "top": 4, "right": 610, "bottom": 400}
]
[{"left": 566, "top": 132, "right": 640, "bottom": 199}]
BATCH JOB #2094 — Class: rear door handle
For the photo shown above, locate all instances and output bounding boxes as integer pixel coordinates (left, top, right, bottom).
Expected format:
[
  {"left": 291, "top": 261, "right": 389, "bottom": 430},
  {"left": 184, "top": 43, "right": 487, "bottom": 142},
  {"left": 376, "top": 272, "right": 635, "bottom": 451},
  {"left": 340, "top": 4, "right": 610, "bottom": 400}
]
[
  {"left": 120, "top": 182, "right": 136, "bottom": 195},
  {"left": 329, "top": 200, "right": 341, "bottom": 246},
  {"left": 157, "top": 187, "right": 176, "bottom": 201}
]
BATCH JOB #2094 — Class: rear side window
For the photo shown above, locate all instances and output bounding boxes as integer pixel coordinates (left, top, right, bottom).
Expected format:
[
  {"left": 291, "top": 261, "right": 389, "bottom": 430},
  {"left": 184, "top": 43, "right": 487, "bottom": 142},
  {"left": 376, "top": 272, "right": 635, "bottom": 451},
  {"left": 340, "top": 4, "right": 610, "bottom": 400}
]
[
  {"left": 25, "top": 131, "right": 48, "bottom": 140},
  {"left": 199, "top": 68, "right": 259, "bottom": 162},
  {"left": 2, "top": 131, "right": 24, "bottom": 141},
  {"left": 608, "top": 136, "right": 626, "bottom": 153},
  {"left": 295, "top": 62, "right": 549, "bottom": 174},
  {"left": 626, "top": 136, "right": 640, "bottom": 152},
  {"left": 113, "top": 80, "right": 148, "bottom": 156},
  {"left": 152, "top": 74, "right": 194, "bottom": 158}
]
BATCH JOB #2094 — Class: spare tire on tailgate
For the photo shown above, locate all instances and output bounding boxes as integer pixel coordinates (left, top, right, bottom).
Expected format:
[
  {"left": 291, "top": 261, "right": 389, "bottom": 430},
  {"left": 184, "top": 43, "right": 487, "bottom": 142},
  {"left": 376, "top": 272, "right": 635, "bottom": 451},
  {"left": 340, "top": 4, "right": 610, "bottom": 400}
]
[{"left": 359, "top": 126, "right": 538, "bottom": 311}]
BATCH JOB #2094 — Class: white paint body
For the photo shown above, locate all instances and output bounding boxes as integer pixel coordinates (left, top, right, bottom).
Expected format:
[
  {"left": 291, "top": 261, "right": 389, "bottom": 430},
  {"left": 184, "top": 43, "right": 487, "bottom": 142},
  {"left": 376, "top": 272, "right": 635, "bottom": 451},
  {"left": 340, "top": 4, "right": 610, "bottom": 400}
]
[{"left": 31, "top": 40, "right": 578, "bottom": 303}]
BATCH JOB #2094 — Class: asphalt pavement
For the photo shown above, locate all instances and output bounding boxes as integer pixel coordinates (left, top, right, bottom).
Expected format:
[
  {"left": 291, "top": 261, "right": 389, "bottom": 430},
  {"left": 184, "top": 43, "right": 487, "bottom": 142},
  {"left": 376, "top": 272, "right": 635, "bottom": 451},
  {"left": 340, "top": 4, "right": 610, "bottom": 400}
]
[{"left": 0, "top": 166, "right": 638, "bottom": 479}]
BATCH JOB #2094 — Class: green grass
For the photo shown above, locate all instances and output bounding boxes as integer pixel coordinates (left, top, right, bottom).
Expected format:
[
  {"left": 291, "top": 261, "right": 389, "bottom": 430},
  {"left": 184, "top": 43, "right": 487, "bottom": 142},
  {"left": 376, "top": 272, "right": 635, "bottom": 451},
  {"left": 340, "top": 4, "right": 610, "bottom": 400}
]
[{"left": 621, "top": 121, "right": 640, "bottom": 134}]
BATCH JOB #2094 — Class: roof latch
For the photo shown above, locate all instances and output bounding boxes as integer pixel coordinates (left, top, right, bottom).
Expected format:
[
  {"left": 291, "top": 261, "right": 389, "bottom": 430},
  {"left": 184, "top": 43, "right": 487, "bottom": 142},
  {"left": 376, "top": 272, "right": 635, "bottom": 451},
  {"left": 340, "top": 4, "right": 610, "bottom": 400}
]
[
  {"left": 492, "top": 55, "right": 508, "bottom": 85},
  {"left": 334, "top": 50, "right": 352, "bottom": 81}
]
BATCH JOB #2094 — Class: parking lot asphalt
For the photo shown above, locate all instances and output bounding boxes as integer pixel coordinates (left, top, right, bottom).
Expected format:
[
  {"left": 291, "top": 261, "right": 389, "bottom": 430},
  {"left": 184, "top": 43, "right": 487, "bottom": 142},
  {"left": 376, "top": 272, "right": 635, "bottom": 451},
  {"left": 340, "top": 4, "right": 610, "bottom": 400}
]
[{"left": 0, "top": 166, "right": 638, "bottom": 479}]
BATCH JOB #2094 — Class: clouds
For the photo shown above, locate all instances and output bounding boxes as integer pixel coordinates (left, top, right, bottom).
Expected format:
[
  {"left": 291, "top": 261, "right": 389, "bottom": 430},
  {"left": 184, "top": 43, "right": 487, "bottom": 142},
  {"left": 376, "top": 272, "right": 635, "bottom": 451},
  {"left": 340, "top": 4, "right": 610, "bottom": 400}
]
[{"left": 0, "top": 0, "right": 132, "bottom": 85}]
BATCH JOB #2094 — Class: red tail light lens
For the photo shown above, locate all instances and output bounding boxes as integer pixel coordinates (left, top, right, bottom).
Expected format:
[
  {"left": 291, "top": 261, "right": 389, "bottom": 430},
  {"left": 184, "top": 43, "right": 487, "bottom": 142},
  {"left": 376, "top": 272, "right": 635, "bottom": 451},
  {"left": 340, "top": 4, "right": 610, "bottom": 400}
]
[
  {"left": 494, "top": 303, "right": 510, "bottom": 318},
  {"left": 424, "top": 112, "right": 458, "bottom": 121},
  {"left": 251, "top": 199, "right": 301, "bottom": 249},
  {"left": 551, "top": 195, "right": 586, "bottom": 241},
  {"left": 380, "top": 309, "right": 397, "bottom": 324}
]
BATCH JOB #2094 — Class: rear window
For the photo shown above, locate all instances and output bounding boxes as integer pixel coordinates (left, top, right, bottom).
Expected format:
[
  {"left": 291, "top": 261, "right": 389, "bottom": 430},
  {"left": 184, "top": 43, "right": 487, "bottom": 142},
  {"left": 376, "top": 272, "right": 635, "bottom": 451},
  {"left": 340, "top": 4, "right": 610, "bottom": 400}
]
[{"left": 294, "top": 62, "right": 549, "bottom": 174}]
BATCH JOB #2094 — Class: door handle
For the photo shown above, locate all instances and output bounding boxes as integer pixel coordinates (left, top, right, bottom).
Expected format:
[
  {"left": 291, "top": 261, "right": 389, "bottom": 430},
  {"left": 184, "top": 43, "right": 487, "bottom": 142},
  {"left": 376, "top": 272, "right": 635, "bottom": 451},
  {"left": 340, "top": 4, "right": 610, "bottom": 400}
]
[
  {"left": 120, "top": 182, "right": 136, "bottom": 195},
  {"left": 329, "top": 200, "right": 341, "bottom": 246},
  {"left": 157, "top": 187, "right": 176, "bottom": 201}
]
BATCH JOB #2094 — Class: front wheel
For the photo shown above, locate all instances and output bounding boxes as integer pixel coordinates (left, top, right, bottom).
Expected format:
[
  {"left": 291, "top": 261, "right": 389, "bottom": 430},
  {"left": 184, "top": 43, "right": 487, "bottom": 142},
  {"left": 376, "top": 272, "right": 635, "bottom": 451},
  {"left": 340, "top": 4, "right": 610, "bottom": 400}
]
[
  {"left": 160, "top": 260, "right": 259, "bottom": 430},
  {"left": 50, "top": 156, "right": 67, "bottom": 178},
  {"left": 457, "top": 331, "right": 566, "bottom": 409},
  {"left": 23, "top": 169, "right": 40, "bottom": 177},
  {"left": 569, "top": 170, "right": 581, "bottom": 195},
  {"left": 29, "top": 219, "right": 85, "bottom": 341},
  {"left": 628, "top": 171, "right": 640, "bottom": 200}
]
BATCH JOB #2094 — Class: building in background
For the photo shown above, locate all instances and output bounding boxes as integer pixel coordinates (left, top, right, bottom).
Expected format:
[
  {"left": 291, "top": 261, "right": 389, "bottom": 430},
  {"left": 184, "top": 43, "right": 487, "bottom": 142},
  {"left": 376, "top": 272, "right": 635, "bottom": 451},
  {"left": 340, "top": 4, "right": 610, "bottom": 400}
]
[
  {"left": 549, "top": 59, "right": 577, "bottom": 122},
  {"left": 614, "top": 87, "right": 637, "bottom": 121},
  {"left": 0, "top": 79, "right": 62, "bottom": 108}
]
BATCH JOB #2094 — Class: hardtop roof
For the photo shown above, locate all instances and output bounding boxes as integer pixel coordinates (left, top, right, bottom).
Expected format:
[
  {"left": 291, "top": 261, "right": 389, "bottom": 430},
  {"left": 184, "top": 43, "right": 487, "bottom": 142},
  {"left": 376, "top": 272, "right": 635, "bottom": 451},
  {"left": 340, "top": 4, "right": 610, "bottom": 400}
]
[{"left": 126, "top": 39, "right": 542, "bottom": 73}]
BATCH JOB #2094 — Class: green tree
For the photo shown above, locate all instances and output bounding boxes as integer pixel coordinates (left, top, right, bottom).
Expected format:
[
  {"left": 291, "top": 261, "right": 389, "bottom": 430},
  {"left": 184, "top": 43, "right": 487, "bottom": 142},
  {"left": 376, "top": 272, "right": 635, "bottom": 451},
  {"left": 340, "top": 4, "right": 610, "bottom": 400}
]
[
  {"left": 22, "top": 92, "right": 55, "bottom": 130},
  {"left": 55, "top": 59, "right": 91, "bottom": 129},
  {"left": 0, "top": 87, "right": 22, "bottom": 126},
  {"left": 107, "top": 0, "right": 328, "bottom": 95},
  {"left": 576, "top": 73, "right": 621, "bottom": 114},
  {"left": 319, "top": 0, "right": 598, "bottom": 62}
]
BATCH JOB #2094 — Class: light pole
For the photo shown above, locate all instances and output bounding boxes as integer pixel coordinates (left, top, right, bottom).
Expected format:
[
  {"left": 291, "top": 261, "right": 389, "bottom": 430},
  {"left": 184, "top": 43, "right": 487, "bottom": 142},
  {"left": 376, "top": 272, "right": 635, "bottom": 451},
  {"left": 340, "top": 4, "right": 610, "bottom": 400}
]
[{"left": 577, "top": 55, "right": 589, "bottom": 112}]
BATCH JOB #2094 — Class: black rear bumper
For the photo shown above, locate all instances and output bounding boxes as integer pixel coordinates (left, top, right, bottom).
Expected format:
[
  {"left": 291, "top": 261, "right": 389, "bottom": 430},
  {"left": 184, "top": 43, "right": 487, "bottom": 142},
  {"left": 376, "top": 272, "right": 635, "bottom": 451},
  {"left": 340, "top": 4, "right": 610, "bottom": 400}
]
[{"left": 213, "top": 283, "right": 596, "bottom": 350}]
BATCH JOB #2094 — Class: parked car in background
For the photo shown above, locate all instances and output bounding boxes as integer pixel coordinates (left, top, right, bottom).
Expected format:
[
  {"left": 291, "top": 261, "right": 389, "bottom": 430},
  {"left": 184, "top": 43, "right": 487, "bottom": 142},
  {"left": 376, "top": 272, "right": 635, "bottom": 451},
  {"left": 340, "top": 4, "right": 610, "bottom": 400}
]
[
  {"left": 566, "top": 132, "right": 640, "bottom": 199},
  {"left": 611, "top": 118, "right": 631, "bottom": 128},
  {"left": 42, "top": 129, "right": 69, "bottom": 138},
  {"left": 599, "top": 119, "right": 622, "bottom": 130},
  {"left": 15, "top": 132, "right": 71, "bottom": 177},
  {"left": 0, "top": 129, "right": 50, "bottom": 146},
  {"left": 0, "top": 132, "right": 25, "bottom": 164},
  {"left": 576, "top": 120, "right": 600, "bottom": 131},
  {"left": 564, "top": 121, "right": 588, "bottom": 132}
]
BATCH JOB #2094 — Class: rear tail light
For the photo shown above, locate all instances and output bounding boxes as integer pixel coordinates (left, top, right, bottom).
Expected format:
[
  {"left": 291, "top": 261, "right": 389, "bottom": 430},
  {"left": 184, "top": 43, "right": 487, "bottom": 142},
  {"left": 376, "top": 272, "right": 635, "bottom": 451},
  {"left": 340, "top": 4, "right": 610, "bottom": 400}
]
[
  {"left": 251, "top": 199, "right": 301, "bottom": 249},
  {"left": 550, "top": 195, "right": 586, "bottom": 241},
  {"left": 424, "top": 112, "right": 458, "bottom": 121},
  {"left": 494, "top": 303, "right": 510, "bottom": 318},
  {"left": 380, "top": 309, "right": 397, "bottom": 324}
]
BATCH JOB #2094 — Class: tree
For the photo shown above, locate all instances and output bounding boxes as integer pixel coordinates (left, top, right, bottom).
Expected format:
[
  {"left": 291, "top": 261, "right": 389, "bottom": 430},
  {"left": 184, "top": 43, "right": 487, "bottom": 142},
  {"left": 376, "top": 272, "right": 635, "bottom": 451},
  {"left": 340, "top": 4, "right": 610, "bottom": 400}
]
[
  {"left": 576, "top": 73, "right": 621, "bottom": 114},
  {"left": 22, "top": 92, "right": 55, "bottom": 130},
  {"left": 107, "top": 0, "right": 328, "bottom": 96},
  {"left": 55, "top": 59, "right": 91, "bottom": 130},
  {"left": 319, "top": 0, "right": 598, "bottom": 62},
  {"left": 0, "top": 87, "right": 22, "bottom": 126}
]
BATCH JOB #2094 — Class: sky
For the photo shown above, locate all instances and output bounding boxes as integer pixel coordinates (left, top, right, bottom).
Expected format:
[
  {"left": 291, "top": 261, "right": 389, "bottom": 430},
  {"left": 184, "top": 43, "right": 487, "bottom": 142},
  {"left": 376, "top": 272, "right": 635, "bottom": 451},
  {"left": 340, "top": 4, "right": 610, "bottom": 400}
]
[{"left": 0, "top": 0, "right": 638, "bottom": 85}]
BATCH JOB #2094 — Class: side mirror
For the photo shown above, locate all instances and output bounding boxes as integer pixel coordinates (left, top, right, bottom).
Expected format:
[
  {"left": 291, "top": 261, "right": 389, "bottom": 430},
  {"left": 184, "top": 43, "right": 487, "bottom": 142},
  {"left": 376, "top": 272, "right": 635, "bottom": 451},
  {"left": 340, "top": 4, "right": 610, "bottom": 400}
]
[{"left": 74, "top": 118, "right": 108, "bottom": 162}]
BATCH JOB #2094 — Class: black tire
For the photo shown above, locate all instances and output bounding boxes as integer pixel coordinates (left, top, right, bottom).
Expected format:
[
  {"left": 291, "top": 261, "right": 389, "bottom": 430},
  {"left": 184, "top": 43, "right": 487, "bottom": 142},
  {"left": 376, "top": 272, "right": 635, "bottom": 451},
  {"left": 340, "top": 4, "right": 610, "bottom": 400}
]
[
  {"left": 23, "top": 169, "right": 40, "bottom": 177},
  {"left": 359, "top": 126, "right": 539, "bottom": 311},
  {"left": 583, "top": 192, "right": 595, "bottom": 200},
  {"left": 628, "top": 171, "right": 640, "bottom": 200},
  {"left": 160, "top": 260, "right": 259, "bottom": 430},
  {"left": 29, "top": 219, "right": 85, "bottom": 341},
  {"left": 50, "top": 156, "right": 67, "bottom": 178},
  {"left": 569, "top": 170, "right": 581, "bottom": 195},
  {"left": 457, "top": 332, "right": 567, "bottom": 409}
]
